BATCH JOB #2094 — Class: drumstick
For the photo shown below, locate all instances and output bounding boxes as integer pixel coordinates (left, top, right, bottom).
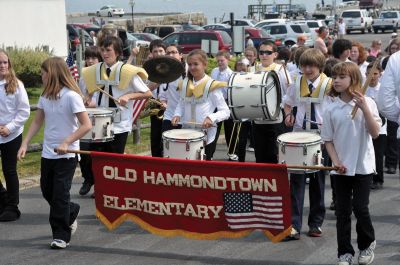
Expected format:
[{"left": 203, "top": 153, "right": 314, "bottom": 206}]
[
  {"left": 303, "top": 119, "right": 322, "bottom": 126},
  {"left": 54, "top": 149, "right": 91, "bottom": 155},
  {"left": 280, "top": 64, "right": 291, "bottom": 85},
  {"left": 96, "top": 87, "right": 128, "bottom": 109},
  {"left": 184, "top": 121, "right": 217, "bottom": 128},
  {"left": 287, "top": 165, "right": 338, "bottom": 171},
  {"left": 350, "top": 58, "right": 380, "bottom": 119}
]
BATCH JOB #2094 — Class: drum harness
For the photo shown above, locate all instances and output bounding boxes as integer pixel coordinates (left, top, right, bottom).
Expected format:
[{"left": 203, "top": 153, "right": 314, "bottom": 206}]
[
  {"left": 295, "top": 76, "right": 330, "bottom": 133},
  {"left": 95, "top": 62, "right": 124, "bottom": 123},
  {"left": 180, "top": 77, "right": 214, "bottom": 140}
]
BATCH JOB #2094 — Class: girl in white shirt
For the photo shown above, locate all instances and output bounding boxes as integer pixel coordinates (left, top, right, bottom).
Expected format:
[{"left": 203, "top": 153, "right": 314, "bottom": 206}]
[
  {"left": 0, "top": 50, "right": 30, "bottom": 222},
  {"left": 321, "top": 62, "right": 381, "bottom": 265},
  {"left": 172, "top": 49, "right": 230, "bottom": 160},
  {"left": 18, "top": 57, "right": 92, "bottom": 249}
]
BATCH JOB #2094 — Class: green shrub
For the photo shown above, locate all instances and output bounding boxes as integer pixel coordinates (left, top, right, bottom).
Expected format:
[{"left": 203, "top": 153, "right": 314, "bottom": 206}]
[{"left": 5, "top": 46, "right": 52, "bottom": 88}]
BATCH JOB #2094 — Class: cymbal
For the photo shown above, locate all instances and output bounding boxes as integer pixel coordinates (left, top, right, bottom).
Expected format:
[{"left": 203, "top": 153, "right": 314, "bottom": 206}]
[{"left": 143, "top": 56, "right": 185, "bottom": 84}]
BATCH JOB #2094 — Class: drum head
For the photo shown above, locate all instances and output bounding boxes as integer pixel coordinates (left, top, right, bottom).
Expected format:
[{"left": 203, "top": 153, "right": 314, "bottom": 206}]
[
  {"left": 263, "top": 71, "right": 281, "bottom": 120},
  {"left": 278, "top": 132, "right": 321, "bottom": 144},
  {"left": 86, "top": 108, "right": 114, "bottom": 115},
  {"left": 163, "top": 129, "right": 205, "bottom": 140}
]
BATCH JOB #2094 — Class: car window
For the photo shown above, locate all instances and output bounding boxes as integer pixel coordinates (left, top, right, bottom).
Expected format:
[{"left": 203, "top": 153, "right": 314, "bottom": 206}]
[
  {"left": 218, "top": 31, "right": 232, "bottom": 44},
  {"left": 342, "top": 11, "right": 361, "bottom": 18},
  {"left": 181, "top": 33, "right": 201, "bottom": 44},
  {"left": 163, "top": 34, "right": 180, "bottom": 45},
  {"left": 259, "top": 29, "right": 270, "bottom": 38},
  {"left": 290, "top": 25, "right": 305, "bottom": 33},
  {"left": 270, "top": 25, "right": 287, "bottom": 34},
  {"left": 159, "top": 27, "right": 174, "bottom": 38},
  {"left": 236, "top": 21, "right": 247, "bottom": 26},
  {"left": 380, "top": 12, "right": 397, "bottom": 19},
  {"left": 307, "top": 22, "right": 319, "bottom": 28}
]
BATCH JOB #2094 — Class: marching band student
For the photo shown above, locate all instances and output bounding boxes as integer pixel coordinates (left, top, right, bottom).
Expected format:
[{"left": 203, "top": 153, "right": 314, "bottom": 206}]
[
  {"left": 283, "top": 48, "right": 332, "bottom": 240},
  {"left": 17, "top": 57, "right": 92, "bottom": 249},
  {"left": 210, "top": 50, "right": 235, "bottom": 161},
  {"left": 322, "top": 62, "right": 380, "bottom": 265},
  {"left": 365, "top": 62, "right": 386, "bottom": 190},
  {"left": 171, "top": 49, "right": 230, "bottom": 160},
  {"left": 160, "top": 44, "right": 186, "bottom": 132},
  {"left": 251, "top": 40, "right": 292, "bottom": 163},
  {"left": 78, "top": 46, "right": 102, "bottom": 197},
  {"left": 0, "top": 50, "right": 30, "bottom": 222},
  {"left": 80, "top": 36, "right": 152, "bottom": 198},
  {"left": 148, "top": 39, "right": 167, "bottom": 157}
]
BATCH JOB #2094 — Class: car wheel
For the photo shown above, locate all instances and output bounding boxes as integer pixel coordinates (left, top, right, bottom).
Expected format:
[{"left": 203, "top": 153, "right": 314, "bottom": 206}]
[
  {"left": 374, "top": 29, "right": 378, "bottom": 34},
  {"left": 361, "top": 26, "right": 366, "bottom": 34},
  {"left": 394, "top": 24, "right": 398, "bottom": 33},
  {"left": 108, "top": 12, "right": 112, "bottom": 17},
  {"left": 368, "top": 26, "right": 372, "bottom": 33},
  {"left": 346, "top": 29, "right": 350, "bottom": 34},
  {"left": 285, "top": 41, "right": 295, "bottom": 47},
  {"left": 96, "top": 11, "right": 100, "bottom": 17},
  {"left": 119, "top": 15, "right": 123, "bottom": 17}
]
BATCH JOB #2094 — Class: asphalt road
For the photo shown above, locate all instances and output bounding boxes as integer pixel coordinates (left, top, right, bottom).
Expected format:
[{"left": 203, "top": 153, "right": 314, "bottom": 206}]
[{"left": 0, "top": 141, "right": 399, "bottom": 265}]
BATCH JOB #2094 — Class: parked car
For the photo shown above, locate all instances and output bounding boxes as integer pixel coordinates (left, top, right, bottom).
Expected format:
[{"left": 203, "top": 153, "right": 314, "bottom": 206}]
[
  {"left": 67, "top": 24, "right": 94, "bottom": 51},
  {"left": 341, "top": 9, "right": 373, "bottom": 34},
  {"left": 181, "top": 24, "right": 204, "bottom": 31},
  {"left": 96, "top": 5, "right": 124, "bottom": 17},
  {"left": 143, "top": 25, "right": 184, "bottom": 38},
  {"left": 130, "top": 32, "right": 161, "bottom": 42},
  {"left": 163, "top": 30, "right": 232, "bottom": 54},
  {"left": 222, "top": 19, "right": 257, "bottom": 27},
  {"left": 203, "top": 23, "right": 231, "bottom": 30},
  {"left": 255, "top": 19, "right": 287, "bottom": 28},
  {"left": 295, "top": 20, "right": 327, "bottom": 41},
  {"left": 372, "top": 10, "right": 400, "bottom": 33},
  {"left": 261, "top": 22, "right": 314, "bottom": 47}
]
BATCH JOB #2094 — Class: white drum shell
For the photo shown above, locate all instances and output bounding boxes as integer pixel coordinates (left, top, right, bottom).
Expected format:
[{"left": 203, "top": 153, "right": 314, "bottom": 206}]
[
  {"left": 81, "top": 108, "right": 114, "bottom": 143},
  {"left": 277, "top": 132, "right": 322, "bottom": 173},
  {"left": 227, "top": 71, "right": 280, "bottom": 121},
  {"left": 163, "top": 129, "right": 205, "bottom": 160}
]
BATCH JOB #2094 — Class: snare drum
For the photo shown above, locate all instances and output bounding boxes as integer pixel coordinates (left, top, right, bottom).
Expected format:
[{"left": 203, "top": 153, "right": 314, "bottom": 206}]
[
  {"left": 81, "top": 108, "right": 114, "bottom": 143},
  {"left": 163, "top": 129, "right": 205, "bottom": 160},
  {"left": 277, "top": 132, "right": 322, "bottom": 173},
  {"left": 227, "top": 71, "right": 281, "bottom": 121}
]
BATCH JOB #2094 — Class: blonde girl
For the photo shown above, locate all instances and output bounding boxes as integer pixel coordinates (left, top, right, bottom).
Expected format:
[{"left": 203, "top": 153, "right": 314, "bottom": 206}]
[{"left": 18, "top": 57, "right": 91, "bottom": 249}]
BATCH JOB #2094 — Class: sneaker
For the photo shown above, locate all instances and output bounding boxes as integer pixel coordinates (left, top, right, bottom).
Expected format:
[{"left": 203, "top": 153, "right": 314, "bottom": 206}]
[
  {"left": 228, "top": 154, "right": 238, "bottom": 161},
  {"left": 307, "top": 226, "right": 322, "bottom": 237},
  {"left": 370, "top": 182, "right": 378, "bottom": 190},
  {"left": 283, "top": 227, "right": 300, "bottom": 241},
  {"left": 246, "top": 147, "right": 255, "bottom": 152},
  {"left": 386, "top": 167, "right": 396, "bottom": 174},
  {"left": 79, "top": 182, "right": 93, "bottom": 196},
  {"left": 358, "top": 240, "right": 376, "bottom": 265},
  {"left": 50, "top": 239, "right": 68, "bottom": 249},
  {"left": 0, "top": 209, "right": 21, "bottom": 222},
  {"left": 70, "top": 207, "right": 80, "bottom": 235},
  {"left": 337, "top": 253, "right": 354, "bottom": 265}
]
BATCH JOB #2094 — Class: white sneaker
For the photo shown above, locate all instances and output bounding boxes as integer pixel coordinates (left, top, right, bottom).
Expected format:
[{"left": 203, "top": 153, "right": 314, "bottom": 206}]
[
  {"left": 228, "top": 154, "right": 238, "bottom": 161},
  {"left": 70, "top": 219, "right": 78, "bottom": 235},
  {"left": 358, "top": 240, "right": 376, "bottom": 265},
  {"left": 337, "top": 253, "right": 353, "bottom": 265},
  {"left": 50, "top": 239, "right": 68, "bottom": 249},
  {"left": 246, "top": 147, "right": 255, "bottom": 152}
]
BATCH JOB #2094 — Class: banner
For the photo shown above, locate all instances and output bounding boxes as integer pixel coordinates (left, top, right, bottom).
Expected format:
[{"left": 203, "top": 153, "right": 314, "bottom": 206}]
[{"left": 92, "top": 151, "right": 292, "bottom": 242}]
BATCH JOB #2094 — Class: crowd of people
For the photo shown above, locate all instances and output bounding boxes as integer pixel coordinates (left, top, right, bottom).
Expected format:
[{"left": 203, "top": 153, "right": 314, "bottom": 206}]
[{"left": 1, "top": 22, "right": 400, "bottom": 265}]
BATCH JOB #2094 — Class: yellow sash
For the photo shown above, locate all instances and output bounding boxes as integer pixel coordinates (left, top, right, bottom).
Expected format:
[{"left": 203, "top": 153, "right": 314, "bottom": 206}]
[
  {"left": 177, "top": 76, "right": 227, "bottom": 98},
  {"left": 259, "top": 63, "right": 277, "bottom": 72},
  {"left": 300, "top": 73, "right": 332, "bottom": 97},
  {"left": 82, "top": 63, "right": 148, "bottom": 94}
]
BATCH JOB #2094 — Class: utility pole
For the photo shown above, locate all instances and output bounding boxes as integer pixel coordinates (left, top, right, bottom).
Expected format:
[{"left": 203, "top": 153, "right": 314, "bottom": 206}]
[{"left": 129, "top": 0, "right": 135, "bottom": 32}]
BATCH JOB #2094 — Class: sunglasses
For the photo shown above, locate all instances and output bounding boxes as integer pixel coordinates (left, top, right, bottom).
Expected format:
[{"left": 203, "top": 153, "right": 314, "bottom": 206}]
[{"left": 259, "top": 50, "right": 274, "bottom": 55}]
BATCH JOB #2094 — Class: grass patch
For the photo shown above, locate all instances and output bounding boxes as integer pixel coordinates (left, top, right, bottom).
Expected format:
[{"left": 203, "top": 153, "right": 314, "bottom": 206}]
[{"left": 1, "top": 88, "right": 151, "bottom": 180}]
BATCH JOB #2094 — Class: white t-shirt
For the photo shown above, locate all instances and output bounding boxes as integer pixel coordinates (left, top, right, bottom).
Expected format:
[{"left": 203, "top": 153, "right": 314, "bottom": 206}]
[
  {"left": 365, "top": 83, "right": 387, "bottom": 135},
  {"left": 321, "top": 96, "right": 382, "bottom": 176},
  {"left": 38, "top": 88, "right": 86, "bottom": 159},
  {"left": 210, "top": 67, "right": 233, "bottom": 100},
  {"left": 0, "top": 80, "right": 30, "bottom": 144}
]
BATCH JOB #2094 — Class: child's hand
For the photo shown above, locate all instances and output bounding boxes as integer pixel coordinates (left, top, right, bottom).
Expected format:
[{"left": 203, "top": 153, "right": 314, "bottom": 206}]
[
  {"left": 171, "top": 116, "right": 180, "bottom": 126},
  {"left": 334, "top": 162, "right": 347, "bottom": 174},
  {"left": 202, "top": 117, "right": 213, "bottom": 128},
  {"left": 352, "top": 91, "right": 368, "bottom": 111}
]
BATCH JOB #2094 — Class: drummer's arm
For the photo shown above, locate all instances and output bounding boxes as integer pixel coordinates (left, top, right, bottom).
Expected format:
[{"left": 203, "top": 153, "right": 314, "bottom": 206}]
[{"left": 208, "top": 90, "right": 230, "bottom": 123}]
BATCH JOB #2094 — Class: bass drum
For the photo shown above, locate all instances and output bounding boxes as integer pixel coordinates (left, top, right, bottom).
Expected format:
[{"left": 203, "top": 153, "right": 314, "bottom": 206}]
[{"left": 227, "top": 71, "right": 281, "bottom": 121}]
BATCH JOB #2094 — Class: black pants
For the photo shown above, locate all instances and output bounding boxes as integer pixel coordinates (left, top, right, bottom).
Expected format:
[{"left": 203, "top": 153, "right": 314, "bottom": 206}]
[
  {"left": 41, "top": 157, "right": 80, "bottom": 242},
  {"left": 334, "top": 174, "right": 375, "bottom": 257},
  {"left": 151, "top": 115, "right": 163, "bottom": 157},
  {"left": 372, "top": 134, "right": 386, "bottom": 184},
  {"left": 290, "top": 170, "right": 326, "bottom": 232},
  {"left": 385, "top": 120, "right": 398, "bottom": 168},
  {"left": 0, "top": 134, "right": 22, "bottom": 211},
  {"left": 252, "top": 122, "right": 284, "bottom": 163},
  {"left": 78, "top": 132, "right": 128, "bottom": 184}
]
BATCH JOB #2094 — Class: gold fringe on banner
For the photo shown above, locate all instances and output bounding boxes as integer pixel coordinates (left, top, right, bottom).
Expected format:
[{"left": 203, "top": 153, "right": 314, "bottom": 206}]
[{"left": 96, "top": 209, "right": 291, "bottom": 242}]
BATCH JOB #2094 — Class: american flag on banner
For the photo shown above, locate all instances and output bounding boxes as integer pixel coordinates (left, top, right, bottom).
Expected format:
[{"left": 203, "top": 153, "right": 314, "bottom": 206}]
[
  {"left": 223, "top": 192, "right": 284, "bottom": 230},
  {"left": 132, "top": 98, "right": 147, "bottom": 124},
  {"left": 66, "top": 51, "right": 79, "bottom": 81}
]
